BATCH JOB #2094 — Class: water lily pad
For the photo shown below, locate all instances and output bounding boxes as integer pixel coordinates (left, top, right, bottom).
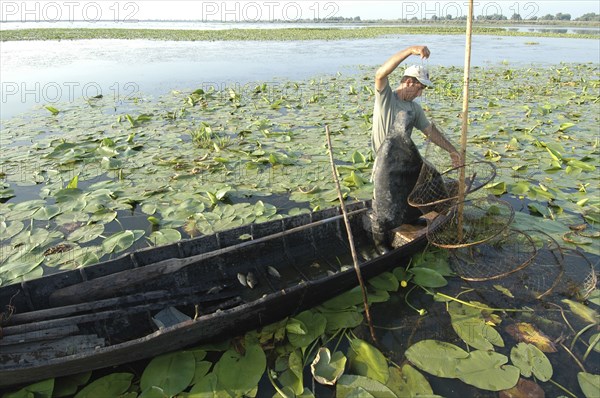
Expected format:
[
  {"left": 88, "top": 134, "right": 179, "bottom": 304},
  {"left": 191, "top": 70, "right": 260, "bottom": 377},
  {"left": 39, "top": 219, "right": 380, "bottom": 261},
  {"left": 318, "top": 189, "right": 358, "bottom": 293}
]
[
  {"left": 32, "top": 205, "right": 62, "bottom": 221},
  {"left": 405, "top": 340, "right": 469, "bottom": 379},
  {"left": 348, "top": 338, "right": 389, "bottom": 384},
  {"left": 310, "top": 347, "right": 347, "bottom": 385},
  {"left": 578, "top": 372, "right": 600, "bottom": 398},
  {"left": 147, "top": 229, "right": 182, "bottom": 246},
  {"left": 367, "top": 272, "right": 399, "bottom": 292},
  {"left": 213, "top": 343, "right": 266, "bottom": 397},
  {"left": 386, "top": 364, "right": 436, "bottom": 398},
  {"left": 455, "top": 350, "right": 520, "bottom": 391},
  {"left": 68, "top": 224, "right": 104, "bottom": 243},
  {"left": 409, "top": 267, "right": 447, "bottom": 288},
  {"left": 74, "top": 373, "right": 133, "bottom": 398},
  {"left": 510, "top": 342, "right": 553, "bottom": 381},
  {"left": 140, "top": 351, "right": 195, "bottom": 396},
  {"left": 3, "top": 378, "right": 54, "bottom": 398},
  {"left": 101, "top": 230, "right": 144, "bottom": 254},
  {"left": 336, "top": 375, "right": 396, "bottom": 398},
  {"left": 447, "top": 301, "right": 504, "bottom": 351},
  {"left": 319, "top": 308, "right": 363, "bottom": 333},
  {"left": 286, "top": 310, "right": 326, "bottom": 348},
  {"left": 0, "top": 220, "right": 24, "bottom": 241}
]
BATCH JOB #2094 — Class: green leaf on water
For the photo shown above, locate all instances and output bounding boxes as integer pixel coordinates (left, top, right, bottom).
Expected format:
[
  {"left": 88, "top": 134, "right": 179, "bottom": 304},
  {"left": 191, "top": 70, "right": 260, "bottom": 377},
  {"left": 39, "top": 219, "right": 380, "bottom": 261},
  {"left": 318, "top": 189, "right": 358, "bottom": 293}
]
[
  {"left": 2, "top": 378, "right": 54, "bottom": 398},
  {"left": 368, "top": 272, "right": 399, "bottom": 292},
  {"left": 578, "top": 372, "right": 600, "bottom": 398},
  {"left": 455, "top": 350, "right": 520, "bottom": 391},
  {"left": 66, "top": 174, "right": 79, "bottom": 189},
  {"left": 147, "top": 229, "right": 182, "bottom": 246},
  {"left": 348, "top": 338, "right": 389, "bottom": 384},
  {"left": 310, "top": 347, "right": 347, "bottom": 385},
  {"left": 562, "top": 299, "right": 599, "bottom": 324},
  {"left": 447, "top": 301, "right": 504, "bottom": 351},
  {"left": 45, "top": 105, "right": 60, "bottom": 115},
  {"left": 510, "top": 342, "right": 553, "bottom": 381},
  {"left": 386, "top": 364, "right": 438, "bottom": 398},
  {"left": 74, "top": 373, "right": 133, "bottom": 398},
  {"left": 405, "top": 340, "right": 469, "bottom": 378},
  {"left": 140, "top": 351, "right": 195, "bottom": 396},
  {"left": 567, "top": 159, "right": 596, "bottom": 172},
  {"left": 101, "top": 230, "right": 144, "bottom": 254},
  {"left": 486, "top": 181, "right": 507, "bottom": 196},
  {"left": 409, "top": 267, "right": 447, "bottom": 288},
  {"left": 319, "top": 308, "right": 363, "bottom": 333},
  {"left": 213, "top": 343, "right": 266, "bottom": 397},
  {"left": 67, "top": 224, "right": 104, "bottom": 244},
  {"left": 287, "top": 310, "right": 326, "bottom": 348},
  {"left": 336, "top": 375, "right": 396, "bottom": 398},
  {"left": 32, "top": 205, "right": 61, "bottom": 221}
]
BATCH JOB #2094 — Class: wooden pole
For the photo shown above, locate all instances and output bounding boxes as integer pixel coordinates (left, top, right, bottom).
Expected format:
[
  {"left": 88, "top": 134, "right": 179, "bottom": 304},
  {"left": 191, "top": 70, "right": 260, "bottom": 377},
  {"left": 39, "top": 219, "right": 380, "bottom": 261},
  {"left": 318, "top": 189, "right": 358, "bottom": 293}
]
[
  {"left": 325, "top": 125, "right": 377, "bottom": 344},
  {"left": 458, "top": 0, "right": 474, "bottom": 239}
]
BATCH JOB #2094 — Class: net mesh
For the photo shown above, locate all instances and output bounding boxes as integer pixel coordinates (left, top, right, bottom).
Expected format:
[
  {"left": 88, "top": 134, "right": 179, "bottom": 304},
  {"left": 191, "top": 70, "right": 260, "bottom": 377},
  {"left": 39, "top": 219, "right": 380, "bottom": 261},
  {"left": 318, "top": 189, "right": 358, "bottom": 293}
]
[{"left": 408, "top": 152, "right": 596, "bottom": 300}]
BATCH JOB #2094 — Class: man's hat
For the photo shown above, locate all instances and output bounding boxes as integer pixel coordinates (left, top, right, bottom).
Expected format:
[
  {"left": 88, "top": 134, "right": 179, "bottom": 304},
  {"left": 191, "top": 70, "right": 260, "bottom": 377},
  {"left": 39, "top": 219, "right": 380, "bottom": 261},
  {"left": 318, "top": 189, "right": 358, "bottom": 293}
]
[{"left": 403, "top": 65, "right": 433, "bottom": 87}]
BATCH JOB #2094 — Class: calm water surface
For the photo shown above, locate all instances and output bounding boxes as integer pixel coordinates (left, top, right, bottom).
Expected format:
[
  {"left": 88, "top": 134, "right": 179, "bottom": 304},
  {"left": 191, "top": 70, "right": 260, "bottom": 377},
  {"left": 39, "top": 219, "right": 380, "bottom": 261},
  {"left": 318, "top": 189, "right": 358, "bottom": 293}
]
[{"left": 1, "top": 33, "right": 599, "bottom": 118}]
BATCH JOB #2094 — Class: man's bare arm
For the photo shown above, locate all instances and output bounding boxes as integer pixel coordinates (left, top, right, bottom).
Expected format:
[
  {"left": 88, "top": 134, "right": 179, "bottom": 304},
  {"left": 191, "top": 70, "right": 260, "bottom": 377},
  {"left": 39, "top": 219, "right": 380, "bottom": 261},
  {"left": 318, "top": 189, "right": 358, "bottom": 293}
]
[
  {"left": 375, "top": 46, "right": 430, "bottom": 92},
  {"left": 423, "top": 123, "right": 462, "bottom": 166}
]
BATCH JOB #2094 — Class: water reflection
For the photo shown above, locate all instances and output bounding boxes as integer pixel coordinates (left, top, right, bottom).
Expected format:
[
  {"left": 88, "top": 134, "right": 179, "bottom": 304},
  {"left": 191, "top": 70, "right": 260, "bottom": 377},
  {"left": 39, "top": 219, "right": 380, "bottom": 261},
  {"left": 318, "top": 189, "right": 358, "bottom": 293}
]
[{"left": 1, "top": 33, "right": 599, "bottom": 119}]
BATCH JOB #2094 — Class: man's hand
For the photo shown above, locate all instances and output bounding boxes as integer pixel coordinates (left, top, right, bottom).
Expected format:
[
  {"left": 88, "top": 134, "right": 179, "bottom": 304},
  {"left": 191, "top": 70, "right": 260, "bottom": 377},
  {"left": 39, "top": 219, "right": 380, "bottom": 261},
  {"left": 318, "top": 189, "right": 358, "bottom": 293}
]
[
  {"left": 450, "top": 151, "right": 463, "bottom": 168},
  {"left": 409, "top": 45, "right": 430, "bottom": 59}
]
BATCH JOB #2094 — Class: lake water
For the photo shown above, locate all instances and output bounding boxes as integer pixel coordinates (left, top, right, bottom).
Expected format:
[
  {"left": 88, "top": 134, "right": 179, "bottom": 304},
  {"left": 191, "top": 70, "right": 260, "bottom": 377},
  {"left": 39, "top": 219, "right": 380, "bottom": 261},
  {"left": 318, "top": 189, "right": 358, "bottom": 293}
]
[
  {"left": 1, "top": 31, "right": 599, "bottom": 119},
  {"left": 1, "top": 21, "right": 599, "bottom": 118}
]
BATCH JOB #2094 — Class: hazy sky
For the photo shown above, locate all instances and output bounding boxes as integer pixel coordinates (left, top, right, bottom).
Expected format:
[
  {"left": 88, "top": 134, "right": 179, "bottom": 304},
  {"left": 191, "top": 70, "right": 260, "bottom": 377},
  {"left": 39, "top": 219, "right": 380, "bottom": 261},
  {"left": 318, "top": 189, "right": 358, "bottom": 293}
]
[{"left": 1, "top": 1, "right": 598, "bottom": 22}]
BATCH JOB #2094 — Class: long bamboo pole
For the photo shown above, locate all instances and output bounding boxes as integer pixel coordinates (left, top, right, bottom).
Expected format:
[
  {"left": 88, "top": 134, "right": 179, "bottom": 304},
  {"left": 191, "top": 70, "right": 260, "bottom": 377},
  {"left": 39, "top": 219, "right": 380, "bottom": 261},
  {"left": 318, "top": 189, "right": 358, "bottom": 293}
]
[
  {"left": 457, "top": 0, "right": 474, "bottom": 239},
  {"left": 325, "top": 125, "right": 377, "bottom": 344}
]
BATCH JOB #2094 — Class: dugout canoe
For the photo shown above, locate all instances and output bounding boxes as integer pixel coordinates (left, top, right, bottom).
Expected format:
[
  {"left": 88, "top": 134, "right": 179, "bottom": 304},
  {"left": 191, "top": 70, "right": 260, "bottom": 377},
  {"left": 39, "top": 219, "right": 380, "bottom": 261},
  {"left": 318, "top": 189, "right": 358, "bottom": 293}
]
[{"left": 0, "top": 201, "right": 436, "bottom": 388}]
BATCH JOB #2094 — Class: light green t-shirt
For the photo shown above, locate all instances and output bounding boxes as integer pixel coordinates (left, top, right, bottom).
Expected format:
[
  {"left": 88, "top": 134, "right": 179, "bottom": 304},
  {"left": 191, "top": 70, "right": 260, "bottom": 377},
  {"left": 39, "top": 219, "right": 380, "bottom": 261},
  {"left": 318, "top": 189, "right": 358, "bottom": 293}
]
[{"left": 371, "top": 82, "right": 431, "bottom": 153}]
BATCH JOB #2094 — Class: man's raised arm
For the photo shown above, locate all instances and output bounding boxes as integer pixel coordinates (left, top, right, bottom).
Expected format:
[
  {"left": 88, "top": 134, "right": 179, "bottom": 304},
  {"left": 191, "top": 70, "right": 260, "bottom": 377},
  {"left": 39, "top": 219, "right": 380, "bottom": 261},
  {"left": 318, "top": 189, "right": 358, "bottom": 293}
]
[{"left": 374, "top": 46, "right": 431, "bottom": 92}]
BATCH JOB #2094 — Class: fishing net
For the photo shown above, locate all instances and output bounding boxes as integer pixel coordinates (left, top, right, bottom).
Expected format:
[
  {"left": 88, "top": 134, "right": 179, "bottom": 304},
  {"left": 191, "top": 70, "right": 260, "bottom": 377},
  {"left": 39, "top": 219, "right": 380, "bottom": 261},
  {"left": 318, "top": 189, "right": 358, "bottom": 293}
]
[
  {"left": 403, "top": 141, "right": 596, "bottom": 300},
  {"left": 451, "top": 228, "right": 598, "bottom": 302},
  {"left": 426, "top": 196, "right": 515, "bottom": 249},
  {"left": 408, "top": 160, "right": 497, "bottom": 214},
  {"left": 450, "top": 228, "right": 537, "bottom": 282}
]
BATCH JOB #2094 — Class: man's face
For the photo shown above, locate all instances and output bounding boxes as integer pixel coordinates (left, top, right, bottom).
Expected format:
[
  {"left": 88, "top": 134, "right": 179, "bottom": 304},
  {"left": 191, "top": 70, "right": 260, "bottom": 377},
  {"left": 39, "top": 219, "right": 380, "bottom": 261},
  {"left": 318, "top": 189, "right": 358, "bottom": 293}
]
[{"left": 399, "top": 79, "right": 426, "bottom": 101}]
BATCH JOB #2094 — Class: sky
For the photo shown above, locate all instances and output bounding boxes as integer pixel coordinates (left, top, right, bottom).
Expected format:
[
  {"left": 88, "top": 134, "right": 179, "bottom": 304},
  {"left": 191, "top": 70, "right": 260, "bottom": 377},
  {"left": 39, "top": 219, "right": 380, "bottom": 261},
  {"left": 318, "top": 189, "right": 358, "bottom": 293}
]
[{"left": 1, "top": 1, "right": 598, "bottom": 22}]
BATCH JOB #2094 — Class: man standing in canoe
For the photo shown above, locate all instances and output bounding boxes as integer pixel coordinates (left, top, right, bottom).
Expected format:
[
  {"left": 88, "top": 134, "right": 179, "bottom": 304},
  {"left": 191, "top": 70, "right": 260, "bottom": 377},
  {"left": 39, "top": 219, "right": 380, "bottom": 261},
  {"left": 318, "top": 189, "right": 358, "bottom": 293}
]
[{"left": 371, "top": 45, "right": 461, "bottom": 253}]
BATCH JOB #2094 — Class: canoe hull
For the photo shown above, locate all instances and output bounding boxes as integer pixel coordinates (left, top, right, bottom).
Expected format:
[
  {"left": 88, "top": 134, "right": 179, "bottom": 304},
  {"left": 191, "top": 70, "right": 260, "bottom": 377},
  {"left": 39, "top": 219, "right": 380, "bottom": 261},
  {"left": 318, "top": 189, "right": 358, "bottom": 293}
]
[{"left": 0, "top": 201, "right": 429, "bottom": 388}]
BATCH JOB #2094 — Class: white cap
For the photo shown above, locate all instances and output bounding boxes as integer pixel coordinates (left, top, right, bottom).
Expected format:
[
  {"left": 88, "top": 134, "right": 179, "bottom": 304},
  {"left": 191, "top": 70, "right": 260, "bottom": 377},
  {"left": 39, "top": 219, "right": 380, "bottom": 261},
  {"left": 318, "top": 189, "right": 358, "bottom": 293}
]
[{"left": 403, "top": 65, "right": 433, "bottom": 87}]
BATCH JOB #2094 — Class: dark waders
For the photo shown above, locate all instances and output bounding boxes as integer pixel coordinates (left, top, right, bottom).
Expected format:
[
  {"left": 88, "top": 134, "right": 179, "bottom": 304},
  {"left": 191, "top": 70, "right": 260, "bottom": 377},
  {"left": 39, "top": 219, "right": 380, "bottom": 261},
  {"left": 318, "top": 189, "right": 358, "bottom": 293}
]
[{"left": 371, "top": 130, "right": 423, "bottom": 252}]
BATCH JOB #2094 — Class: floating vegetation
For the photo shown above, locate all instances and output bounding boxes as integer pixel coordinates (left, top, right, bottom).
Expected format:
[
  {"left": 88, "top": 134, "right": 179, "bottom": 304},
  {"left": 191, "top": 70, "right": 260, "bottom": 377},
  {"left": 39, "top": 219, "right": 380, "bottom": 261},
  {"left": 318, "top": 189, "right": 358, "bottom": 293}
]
[
  {"left": 0, "top": 63, "right": 599, "bottom": 396},
  {"left": 2, "top": 25, "right": 599, "bottom": 42},
  {"left": 1, "top": 63, "right": 598, "bottom": 287}
]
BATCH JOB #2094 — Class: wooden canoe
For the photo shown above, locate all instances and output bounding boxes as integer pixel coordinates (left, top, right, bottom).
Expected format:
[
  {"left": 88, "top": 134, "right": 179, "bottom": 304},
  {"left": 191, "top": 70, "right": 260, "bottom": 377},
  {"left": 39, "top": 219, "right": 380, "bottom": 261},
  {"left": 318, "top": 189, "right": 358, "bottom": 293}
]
[{"left": 0, "top": 201, "right": 434, "bottom": 388}]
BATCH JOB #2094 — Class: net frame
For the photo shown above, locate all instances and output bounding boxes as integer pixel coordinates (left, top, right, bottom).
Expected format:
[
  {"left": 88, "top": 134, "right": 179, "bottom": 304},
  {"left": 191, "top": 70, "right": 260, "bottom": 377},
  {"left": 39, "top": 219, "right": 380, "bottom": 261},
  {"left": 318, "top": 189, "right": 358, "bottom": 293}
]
[
  {"left": 408, "top": 161, "right": 497, "bottom": 213},
  {"left": 450, "top": 228, "right": 538, "bottom": 282},
  {"left": 426, "top": 196, "right": 515, "bottom": 249}
]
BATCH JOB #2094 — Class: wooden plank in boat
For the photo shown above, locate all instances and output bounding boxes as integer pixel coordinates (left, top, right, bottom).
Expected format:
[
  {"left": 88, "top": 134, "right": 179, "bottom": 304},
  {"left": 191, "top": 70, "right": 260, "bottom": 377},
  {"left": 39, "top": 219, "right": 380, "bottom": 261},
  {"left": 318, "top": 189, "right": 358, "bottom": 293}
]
[
  {"left": 391, "top": 212, "right": 439, "bottom": 247},
  {"left": 0, "top": 325, "right": 80, "bottom": 346},
  {"left": 0, "top": 334, "right": 106, "bottom": 356}
]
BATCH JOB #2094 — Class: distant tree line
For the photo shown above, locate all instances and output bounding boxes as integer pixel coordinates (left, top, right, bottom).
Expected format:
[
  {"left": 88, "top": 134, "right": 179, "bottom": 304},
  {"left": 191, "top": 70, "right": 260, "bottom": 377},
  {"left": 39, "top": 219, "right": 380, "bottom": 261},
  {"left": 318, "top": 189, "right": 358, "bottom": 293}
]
[
  {"left": 310, "top": 12, "right": 599, "bottom": 23},
  {"left": 426, "top": 12, "right": 599, "bottom": 22}
]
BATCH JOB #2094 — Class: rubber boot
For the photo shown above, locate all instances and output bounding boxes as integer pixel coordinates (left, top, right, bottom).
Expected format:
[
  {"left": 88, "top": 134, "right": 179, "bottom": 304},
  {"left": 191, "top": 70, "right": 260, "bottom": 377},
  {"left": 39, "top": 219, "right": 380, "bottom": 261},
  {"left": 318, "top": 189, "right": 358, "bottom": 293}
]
[{"left": 373, "top": 230, "right": 392, "bottom": 255}]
